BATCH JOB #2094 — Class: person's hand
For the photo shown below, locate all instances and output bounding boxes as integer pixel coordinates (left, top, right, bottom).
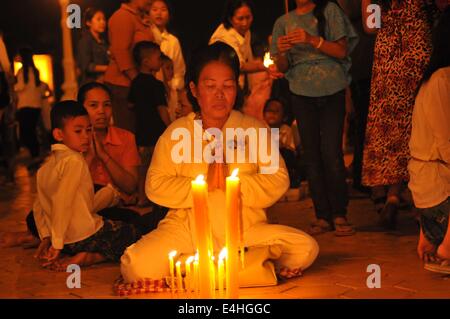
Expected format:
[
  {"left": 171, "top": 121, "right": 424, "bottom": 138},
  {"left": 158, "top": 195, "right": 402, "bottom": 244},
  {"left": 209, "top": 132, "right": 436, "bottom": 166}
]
[
  {"left": 277, "top": 35, "right": 293, "bottom": 54},
  {"left": 286, "top": 28, "right": 312, "bottom": 45},
  {"left": 207, "top": 162, "right": 228, "bottom": 192},
  {"left": 267, "top": 64, "right": 284, "bottom": 80},
  {"left": 40, "top": 246, "right": 61, "bottom": 268},
  {"left": 34, "top": 237, "right": 51, "bottom": 260}
]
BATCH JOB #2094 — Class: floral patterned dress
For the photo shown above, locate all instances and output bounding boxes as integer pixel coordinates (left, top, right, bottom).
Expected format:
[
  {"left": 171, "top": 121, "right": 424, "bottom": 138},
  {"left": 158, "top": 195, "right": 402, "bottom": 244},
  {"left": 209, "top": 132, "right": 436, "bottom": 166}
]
[{"left": 362, "top": 0, "right": 436, "bottom": 187}]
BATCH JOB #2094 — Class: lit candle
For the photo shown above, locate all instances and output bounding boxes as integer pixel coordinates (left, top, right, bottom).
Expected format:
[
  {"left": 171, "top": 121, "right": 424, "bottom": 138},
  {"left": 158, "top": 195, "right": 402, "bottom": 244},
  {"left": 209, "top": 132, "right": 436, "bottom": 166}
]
[
  {"left": 226, "top": 168, "right": 241, "bottom": 299},
  {"left": 176, "top": 261, "right": 183, "bottom": 292},
  {"left": 218, "top": 248, "right": 227, "bottom": 299},
  {"left": 185, "top": 256, "right": 194, "bottom": 295},
  {"left": 168, "top": 250, "right": 177, "bottom": 293},
  {"left": 193, "top": 253, "right": 199, "bottom": 297},
  {"left": 191, "top": 175, "right": 214, "bottom": 298},
  {"left": 263, "top": 52, "right": 274, "bottom": 68}
]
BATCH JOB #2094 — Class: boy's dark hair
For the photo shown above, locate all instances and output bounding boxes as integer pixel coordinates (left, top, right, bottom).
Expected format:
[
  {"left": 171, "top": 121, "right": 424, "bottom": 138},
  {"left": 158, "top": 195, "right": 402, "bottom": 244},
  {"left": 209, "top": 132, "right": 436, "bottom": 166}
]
[
  {"left": 263, "top": 97, "right": 287, "bottom": 114},
  {"left": 51, "top": 100, "right": 88, "bottom": 131},
  {"left": 133, "top": 41, "right": 160, "bottom": 67},
  {"left": 77, "top": 81, "right": 112, "bottom": 105},
  {"left": 161, "top": 53, "right": 172, "bottom": 63}
]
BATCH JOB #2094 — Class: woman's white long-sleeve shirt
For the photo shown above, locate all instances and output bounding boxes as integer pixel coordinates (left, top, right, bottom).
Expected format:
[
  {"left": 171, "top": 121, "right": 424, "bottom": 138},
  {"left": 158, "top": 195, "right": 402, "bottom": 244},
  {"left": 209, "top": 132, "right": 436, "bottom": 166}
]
[{"left": 408, "top": 67, "right": 450, "bottom": 208}]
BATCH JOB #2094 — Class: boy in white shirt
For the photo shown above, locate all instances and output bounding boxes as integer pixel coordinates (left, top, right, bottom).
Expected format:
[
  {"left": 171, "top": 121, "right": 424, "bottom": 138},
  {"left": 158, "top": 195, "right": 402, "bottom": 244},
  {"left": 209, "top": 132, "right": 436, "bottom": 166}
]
[{"left": 34, "top": 101, "right": 141, "bottom": 271}]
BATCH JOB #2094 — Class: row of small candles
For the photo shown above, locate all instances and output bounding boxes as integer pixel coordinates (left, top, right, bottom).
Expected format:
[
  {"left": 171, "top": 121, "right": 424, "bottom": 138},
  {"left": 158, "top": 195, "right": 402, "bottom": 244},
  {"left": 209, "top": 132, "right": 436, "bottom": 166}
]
[{"left": 167, "top": 169, "right": 243, "bottom": 299}]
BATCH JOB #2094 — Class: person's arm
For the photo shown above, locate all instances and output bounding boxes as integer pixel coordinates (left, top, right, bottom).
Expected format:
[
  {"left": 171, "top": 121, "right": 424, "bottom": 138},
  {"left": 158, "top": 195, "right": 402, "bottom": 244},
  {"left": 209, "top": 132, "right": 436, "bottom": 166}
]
[
  {"left": 146, "top": 132, "right": 195, "bottom": 208},
  {"left": 362, "top": 0, "right": 379, "bottom": 34},
  {"left": 109, "top": 13, "right": 139, "bottom": 81},
  {"left": 32, "top": 194, "right": 50, "bottom": 240},
  {"left": 93, "top": 184, "right": 120, "bottom": 213},
  {"left": 169, "top": 37, "right": 186, "bottom": 90},
  {"left": 157, "top": 105, "right": 171, "bottom": 126},
  {"left": 51, "top": 157, "right": 83, "bottom": 250},
  {"left": 271, "top": 18, "right": 291, "bottom": 73},
  {"left": 241, "top": 60, "right": 267, "bottom": 74},
  {"left": 93, "top": 132, "right": 138, "bottom": 194},
  {"left": 238, "top": 121, "right": 290, "bottom": 208}
]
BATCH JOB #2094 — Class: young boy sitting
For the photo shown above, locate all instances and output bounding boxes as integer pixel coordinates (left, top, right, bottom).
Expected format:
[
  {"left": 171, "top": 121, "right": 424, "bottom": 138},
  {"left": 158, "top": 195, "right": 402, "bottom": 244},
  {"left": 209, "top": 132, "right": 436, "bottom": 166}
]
[
  {"left": 128, "top": 41, "right": 170, "bottom": 208},
  {"left": 34, "top": 101, "right": 142, "bottom": 271}
]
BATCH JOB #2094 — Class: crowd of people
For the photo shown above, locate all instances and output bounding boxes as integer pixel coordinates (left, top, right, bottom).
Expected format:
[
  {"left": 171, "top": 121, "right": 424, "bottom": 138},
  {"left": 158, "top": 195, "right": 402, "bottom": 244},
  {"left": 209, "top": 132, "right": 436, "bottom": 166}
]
[{"left": 0, "top": 0, "right": 449, "bottom": 283}]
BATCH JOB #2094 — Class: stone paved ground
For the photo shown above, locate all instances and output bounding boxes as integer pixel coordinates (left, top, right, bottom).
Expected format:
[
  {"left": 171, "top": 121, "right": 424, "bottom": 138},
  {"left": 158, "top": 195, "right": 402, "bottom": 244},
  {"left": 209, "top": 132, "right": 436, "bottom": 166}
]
[{"left": 0, "top": 161, "right": 449, "bottom": 299}]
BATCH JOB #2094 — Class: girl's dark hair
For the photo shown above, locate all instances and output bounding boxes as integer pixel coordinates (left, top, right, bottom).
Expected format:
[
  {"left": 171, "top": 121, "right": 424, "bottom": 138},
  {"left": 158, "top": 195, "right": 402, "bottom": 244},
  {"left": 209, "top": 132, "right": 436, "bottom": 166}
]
[
  {"left": 83, "top": 7, "right": 104, "bottom": 29},
  {"left": 186, "top": 42, "right": 243, "bottom": 111},
  {"left": 18, "top": 47, "right": 40, "bottom": 87},
  {"left": 311, "top": 0, "right": 335, "bottom": 38},
  {"left": 421, "top": 7, "right": 450, "bottom": 84},
  {"left": 150, "top": 0, "right": 174, "bottom": 32},
  {"left": 222, "top": 0, "right": 255, "bottom": 29},
  {"left": 77, "top": 82, "right": 112, "bottom": 105}
]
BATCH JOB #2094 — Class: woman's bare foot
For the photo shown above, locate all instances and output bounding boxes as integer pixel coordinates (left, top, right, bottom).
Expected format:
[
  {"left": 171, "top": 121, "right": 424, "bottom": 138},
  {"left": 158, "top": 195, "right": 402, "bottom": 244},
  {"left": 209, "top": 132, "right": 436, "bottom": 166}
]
[
  {"left": 278, "top": 267, "right": 303, "bottom": 279},
  {"left": 47, "top": 252, "right": 107, "bottom": 272},
  {"left": 0, "top": 231, "right": 40, "bottom": 248}
]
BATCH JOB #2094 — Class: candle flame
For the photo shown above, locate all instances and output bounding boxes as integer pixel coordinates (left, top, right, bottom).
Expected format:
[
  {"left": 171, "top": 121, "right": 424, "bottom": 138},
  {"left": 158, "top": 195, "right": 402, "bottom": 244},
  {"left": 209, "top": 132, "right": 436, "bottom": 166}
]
[
  {"left": 176, "top": 261, "right": 181, "bottom": 266},
  {"left": 194, "top": 252, "right": 199, "bottom": 261},
  {"left": 169, "top": 250, "right": 177, "bottom": 258},
  {"left": 195, "top": 175, "right": 205, "bottom": 183},
  {"left": 263, "top": 52, "right": 274, "bottom": 68},
  {"left": 231, "top": 168, "right": 239, "bottom": 178},
  {"left": 219, "top": 247, "right": 228, "bottom": 261},
  {"left": 186, "top": 256, "right": 195, "bottom": 265}
]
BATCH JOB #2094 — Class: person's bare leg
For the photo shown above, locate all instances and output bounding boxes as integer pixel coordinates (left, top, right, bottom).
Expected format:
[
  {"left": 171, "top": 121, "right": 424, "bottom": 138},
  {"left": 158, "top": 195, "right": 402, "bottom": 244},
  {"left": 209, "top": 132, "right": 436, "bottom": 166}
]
[
  {"left": 387, "top": 183, "right": 402, "bottom": 204},
  {"left": 278, "top": 267, "right": 303, "bottom": 279},
  {"left": 49, "top": 252, "right": 107, "bottom": 272},
  {"left": 0, "top": 231, "right": 40, "bottom": 248}
]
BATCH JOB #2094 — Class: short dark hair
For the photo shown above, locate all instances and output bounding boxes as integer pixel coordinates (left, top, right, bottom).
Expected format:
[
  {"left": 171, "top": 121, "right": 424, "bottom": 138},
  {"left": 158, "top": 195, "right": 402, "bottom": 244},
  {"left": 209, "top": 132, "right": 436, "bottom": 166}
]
[
  {"left": 51, "top": 100, "right": 89, "bottom": 131},
  {"left": 222, "top": 0, "right": 254, "bottom": 29},
  {"left": 133, "top": 41, "right": 160, "bottom": 67},
  {"left": 77, "top": 82, "right": 112, "bottom": 105},
  {"left": 185, "top": 42, "right": 243, "bottom": 112}
]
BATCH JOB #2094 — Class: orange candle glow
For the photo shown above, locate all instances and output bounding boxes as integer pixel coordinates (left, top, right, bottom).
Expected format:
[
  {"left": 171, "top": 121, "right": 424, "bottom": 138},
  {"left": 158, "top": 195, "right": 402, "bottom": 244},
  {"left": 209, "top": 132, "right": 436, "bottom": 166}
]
[
  {"left": 218, "top": 248, "right": 227, "bottom": 299},
  {"left": 191, "top": 175, "right": 214, "bottom": 298},
  {"left": 176, "top": 261, "right": 183, "bottom": 292},
  {"left": 225, "top": 168, "right": 241, "bottom": 299},
  {"left": 193, "top": 253, "right": 199, "bottom": 297}
]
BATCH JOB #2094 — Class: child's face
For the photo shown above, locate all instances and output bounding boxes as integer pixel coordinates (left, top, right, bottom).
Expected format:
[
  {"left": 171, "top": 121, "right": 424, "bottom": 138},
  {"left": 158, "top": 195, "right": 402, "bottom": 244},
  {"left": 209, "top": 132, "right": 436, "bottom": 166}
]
[
  {"left": 83, "top": 88, "right": 112, "bottom": 130},
  {"left": 162, "top": 60, "right": 174, "bottom": 82},
  {"left": 150, "top": 0, "right": 169, "bottom": 29},
  {"left": 53, "top": 116, "right": 92, "bottom": 153},
  {"left": 176, "top": 90, "right": 193, "bottom": 118},
  {"left": 87, "top": 11, "right": 106, "bottom": 34},
  {"left": 264, "top": 101, "right": 284, "bottom": 128},
  {"left": 143, "top": 50, "right": 162, "bottom": 72}
]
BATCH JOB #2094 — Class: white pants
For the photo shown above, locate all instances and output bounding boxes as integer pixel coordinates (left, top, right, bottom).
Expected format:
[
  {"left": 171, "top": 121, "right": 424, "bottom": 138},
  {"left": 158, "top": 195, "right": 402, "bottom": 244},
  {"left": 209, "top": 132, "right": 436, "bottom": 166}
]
[{"left": 121, "top": 212, "right": 319, "bottom": 282}]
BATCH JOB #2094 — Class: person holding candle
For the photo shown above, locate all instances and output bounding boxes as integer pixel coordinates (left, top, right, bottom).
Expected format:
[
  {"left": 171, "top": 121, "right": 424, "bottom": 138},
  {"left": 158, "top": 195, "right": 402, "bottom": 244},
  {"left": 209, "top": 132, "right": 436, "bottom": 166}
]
[
  {"left": 120, "top": 42, "right": 319, "bottom": 283},
  {"left": 271, "top": 0, "right": 359, "bottom": 236}
]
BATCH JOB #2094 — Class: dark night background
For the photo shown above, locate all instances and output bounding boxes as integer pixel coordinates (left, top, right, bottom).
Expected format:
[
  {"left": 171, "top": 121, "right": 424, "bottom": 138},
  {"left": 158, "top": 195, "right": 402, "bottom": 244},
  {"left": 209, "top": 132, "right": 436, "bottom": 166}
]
[{"left": 0, "top": 0, "right": 291, "bottom": 98}]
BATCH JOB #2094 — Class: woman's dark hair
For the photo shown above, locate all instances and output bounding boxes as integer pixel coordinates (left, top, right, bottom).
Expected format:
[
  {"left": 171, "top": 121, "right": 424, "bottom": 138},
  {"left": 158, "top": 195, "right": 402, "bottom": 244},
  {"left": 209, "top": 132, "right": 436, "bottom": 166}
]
[
  {"left": 77, "top": 82, "right": 112, "bottom": 105},
  {"left": 18, "top": 47, "right": 40, "bottom": 87},
  {"left": 421, "top": 7, "right": 450, "bottom": 84},
  {"left": 222, "top": 0, "right": 255, "bottom": 29},
  {"left": 186, "top": 42, "right": 243, "bottom": 111},
  {"left": 83, "top": 7, "right": 104, "bottom": 29}
]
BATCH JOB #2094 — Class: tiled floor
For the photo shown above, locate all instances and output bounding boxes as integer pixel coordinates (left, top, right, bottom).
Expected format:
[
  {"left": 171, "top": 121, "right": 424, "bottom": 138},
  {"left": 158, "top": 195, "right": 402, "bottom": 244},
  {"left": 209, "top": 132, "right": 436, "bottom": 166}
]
[{"left": 0, "top": 162, "right": 449, "bottom": 299}]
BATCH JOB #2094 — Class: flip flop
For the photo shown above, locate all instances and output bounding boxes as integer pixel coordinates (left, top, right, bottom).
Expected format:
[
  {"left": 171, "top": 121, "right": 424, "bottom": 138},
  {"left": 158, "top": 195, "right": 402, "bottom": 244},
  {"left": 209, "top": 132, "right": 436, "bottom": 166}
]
[
  {"left": 424, "top": 260, "right": 450, "bottom": 275},
  {"left": 334, "top": 219, "right": 356, "bottom": 237},
  {"left": 308, "top": 219, "right": 333, "bottom": 235}
]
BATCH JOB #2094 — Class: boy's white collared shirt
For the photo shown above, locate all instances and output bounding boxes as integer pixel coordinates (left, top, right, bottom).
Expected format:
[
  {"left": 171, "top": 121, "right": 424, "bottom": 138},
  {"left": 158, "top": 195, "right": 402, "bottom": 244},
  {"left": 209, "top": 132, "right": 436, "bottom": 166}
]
[{"left": 33, "top": 144, "right": 107, "bottom": 249}]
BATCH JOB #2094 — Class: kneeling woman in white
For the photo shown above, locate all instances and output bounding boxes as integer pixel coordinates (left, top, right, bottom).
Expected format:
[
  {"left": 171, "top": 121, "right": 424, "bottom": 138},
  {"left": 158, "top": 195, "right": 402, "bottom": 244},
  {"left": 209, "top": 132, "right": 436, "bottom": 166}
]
[{"left": 120, "top": 42, "right": 318, "bottom": 282}]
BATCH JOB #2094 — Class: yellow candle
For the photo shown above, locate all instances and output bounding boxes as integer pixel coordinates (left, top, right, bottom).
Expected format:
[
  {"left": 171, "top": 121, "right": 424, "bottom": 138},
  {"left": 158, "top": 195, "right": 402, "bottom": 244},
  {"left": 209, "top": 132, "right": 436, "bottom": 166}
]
[
  {"left": 168, "top": 250, "right": 177, "bottom": 293},
  {"left": 226, "top": 168, "right": 241, "bottom": 299},
  {"left": 191, "top": 175, "right": 214, "bottom": 298},
  {"left": 185, "top": 256, "right": 194, "bottom": 295},
  {"left": 218, "top": 248, "right": 227, "bottom": 299},
  {"left": 193, "top": 253, "right": 199, "bottom": 297},
  {"left": 176, "top": 261, "right": 183, "bottom": 292}
]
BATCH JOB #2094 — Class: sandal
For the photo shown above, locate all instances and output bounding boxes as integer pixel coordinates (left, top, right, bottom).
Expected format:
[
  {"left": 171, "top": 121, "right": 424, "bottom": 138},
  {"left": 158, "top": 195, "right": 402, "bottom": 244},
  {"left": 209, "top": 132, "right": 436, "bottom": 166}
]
[
  {"left": 424, "top": 260, "right": 450, "bottom": 275},
  {"left": 308, "top": 219, "right": 333, "bottom": 235},
  {"left": 333, "top": 217, "right": 356, "bottom": 237}
]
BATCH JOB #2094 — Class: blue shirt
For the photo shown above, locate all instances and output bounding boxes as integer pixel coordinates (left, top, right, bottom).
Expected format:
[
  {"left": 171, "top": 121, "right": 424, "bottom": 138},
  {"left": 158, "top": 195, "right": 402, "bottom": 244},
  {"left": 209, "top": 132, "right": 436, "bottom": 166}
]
[{"left": 270, "top": 2, "right": 359, "bottom": 97}]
